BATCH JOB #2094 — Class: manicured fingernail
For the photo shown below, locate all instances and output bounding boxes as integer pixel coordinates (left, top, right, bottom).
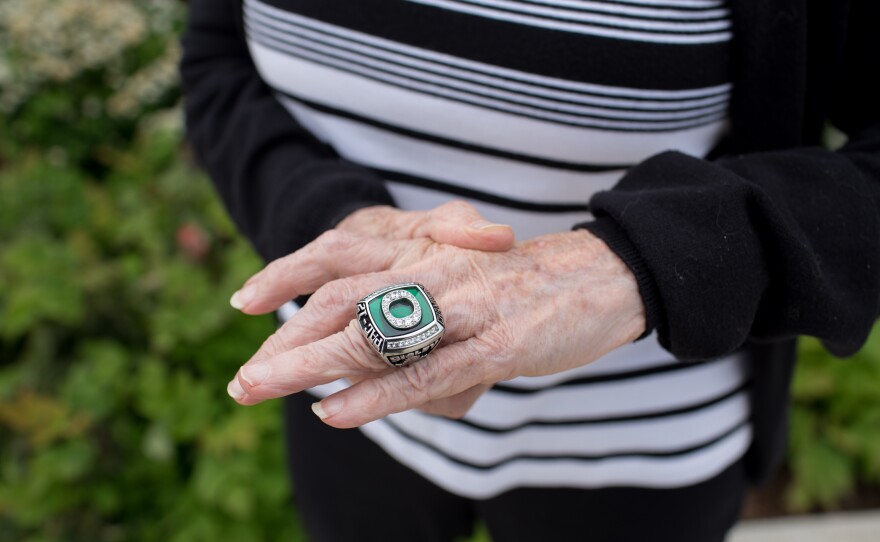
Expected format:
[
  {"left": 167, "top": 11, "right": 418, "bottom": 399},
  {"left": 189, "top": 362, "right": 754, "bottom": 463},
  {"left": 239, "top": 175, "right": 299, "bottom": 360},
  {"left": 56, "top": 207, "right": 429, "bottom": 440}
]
[
  {"left": 227, "top": 379, "right": 246, "bottom": 400},
  {"left": 240, "top": 364, "right": 270, "bottom": 387},
  {"left": 312, "top": 396, "right": 343, "bottom": 420},
  {"left": 230, "top": 284, "right": 256, "bottom": 310},
  {"left": 470, "top": 219, "right": 510, "bottom": 230}
]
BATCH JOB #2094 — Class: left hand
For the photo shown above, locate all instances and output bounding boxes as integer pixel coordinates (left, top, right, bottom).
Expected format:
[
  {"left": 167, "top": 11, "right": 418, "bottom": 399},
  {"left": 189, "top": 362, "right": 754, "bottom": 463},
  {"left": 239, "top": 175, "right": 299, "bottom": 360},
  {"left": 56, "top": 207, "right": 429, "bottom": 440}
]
[{"left": 226, "top": 228, "right": 646, "bottom": 428}]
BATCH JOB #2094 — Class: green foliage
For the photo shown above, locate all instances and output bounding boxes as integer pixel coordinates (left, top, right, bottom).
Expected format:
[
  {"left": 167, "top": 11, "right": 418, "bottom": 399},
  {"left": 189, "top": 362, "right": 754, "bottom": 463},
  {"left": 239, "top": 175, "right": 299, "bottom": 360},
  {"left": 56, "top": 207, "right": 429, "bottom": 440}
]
[
  {"left": 0, "top": 2, "right": 309, "bottom": 539},
  {"left": 0, "top": 117, "right": 306, "bottom": 542},
  {"left": 787, "top": 328, "right": 880, "bottom": 512}
]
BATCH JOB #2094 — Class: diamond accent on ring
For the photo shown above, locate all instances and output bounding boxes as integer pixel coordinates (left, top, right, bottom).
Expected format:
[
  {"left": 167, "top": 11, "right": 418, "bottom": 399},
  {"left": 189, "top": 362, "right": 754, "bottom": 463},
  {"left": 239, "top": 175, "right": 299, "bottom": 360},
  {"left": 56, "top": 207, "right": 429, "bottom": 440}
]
[
  {"left": 387, "top": 324, "right": 440, "bottom": 349},
  {"left": 381, "top": 289, "right": 422, "bottom": 330}
]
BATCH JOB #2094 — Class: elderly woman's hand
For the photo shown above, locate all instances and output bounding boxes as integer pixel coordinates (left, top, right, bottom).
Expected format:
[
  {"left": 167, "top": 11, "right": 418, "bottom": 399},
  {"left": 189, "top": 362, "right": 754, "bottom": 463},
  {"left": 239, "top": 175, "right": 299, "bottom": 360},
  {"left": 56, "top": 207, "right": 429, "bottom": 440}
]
[{"left": 226, "top": 224, "right": 647, "bottom": 429}]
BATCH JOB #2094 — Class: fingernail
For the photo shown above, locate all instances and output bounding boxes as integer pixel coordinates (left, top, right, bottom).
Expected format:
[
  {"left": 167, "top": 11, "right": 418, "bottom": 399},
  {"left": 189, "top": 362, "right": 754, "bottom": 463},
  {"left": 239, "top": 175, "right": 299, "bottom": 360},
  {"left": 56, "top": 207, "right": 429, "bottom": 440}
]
[
  {"left": 470, "top": 219, "right": 510, "bottom": 230},
  {"left": 240, "top": 364, "right": 270, "bottom": 387},
  {"left": 312, "top": 396, "right": 344, "bottom": 420},
  {"left": 230, "top": 284, "right": 256, "bottom": 310},
  {"left": 227, "top": 379, "right": 247, "bottom": 400}
]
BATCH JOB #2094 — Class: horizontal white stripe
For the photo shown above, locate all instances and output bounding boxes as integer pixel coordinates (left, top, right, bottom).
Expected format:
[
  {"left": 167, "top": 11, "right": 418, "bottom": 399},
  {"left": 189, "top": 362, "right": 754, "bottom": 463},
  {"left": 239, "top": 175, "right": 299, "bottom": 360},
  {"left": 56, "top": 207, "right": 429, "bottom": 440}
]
[
  {"left": 360, "top": 418, "right": 751, "bottom": 497},
  {"left": 461, "top": 352, "right": 749, "bottom": 429},
  {"left": 247, "top": 0, "right": 731, "bottom": 100},
  {"left": 278, "top": 99, "right": 623, "bottom": 202},
  {"left": 388, "top": 389, "right": 749, "bottom": 464},
  {"left": 250, "top": 37, "right": 725, "bottom": 130},
  {"left": 246, "top": 10, "right": 730, "bottom": 112},
  {"left": 403, "top": 0, "right": 731, "bottom": 43},
  {"left": 251, "top": 43, "right": 731, "bottom": 162},
  {"left": 429, "top": 0, "right": 731, "bottom": 31},
  {"left": 512, "top": 0, "right": 728, "bottom": 19},
  {"left": 608, "top": 0, "right": 725, "bottom": 7}
]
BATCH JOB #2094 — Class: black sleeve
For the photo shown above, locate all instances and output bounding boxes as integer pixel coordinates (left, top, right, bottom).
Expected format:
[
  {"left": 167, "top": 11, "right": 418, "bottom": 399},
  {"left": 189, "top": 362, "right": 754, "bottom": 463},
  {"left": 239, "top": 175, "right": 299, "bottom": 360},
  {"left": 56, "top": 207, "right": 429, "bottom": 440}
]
[
  {"left": 179, "top": 0, "right": 395, "bottom": 263},
  {"left": 573, "top": 4, "right": 880, "bottom": 361}
]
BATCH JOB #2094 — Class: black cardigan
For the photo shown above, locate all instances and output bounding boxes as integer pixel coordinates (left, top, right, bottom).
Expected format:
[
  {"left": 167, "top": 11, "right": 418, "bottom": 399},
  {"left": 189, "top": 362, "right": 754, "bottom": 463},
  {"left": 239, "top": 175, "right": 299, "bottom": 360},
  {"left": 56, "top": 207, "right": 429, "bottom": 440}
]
[{"left": 180, "top": 0, "right": 880, "bottom": 484}]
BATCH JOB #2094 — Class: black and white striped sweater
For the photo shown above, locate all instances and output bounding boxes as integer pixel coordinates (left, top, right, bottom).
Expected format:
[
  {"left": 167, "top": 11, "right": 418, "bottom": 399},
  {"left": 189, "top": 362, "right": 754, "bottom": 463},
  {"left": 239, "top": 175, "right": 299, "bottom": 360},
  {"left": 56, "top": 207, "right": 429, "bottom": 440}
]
[
  {"left": 181, "top": 0, "right": 880, "bottom": 491},
  {"left": 253, "top": 0, "right": 750, "bottom": 497}
]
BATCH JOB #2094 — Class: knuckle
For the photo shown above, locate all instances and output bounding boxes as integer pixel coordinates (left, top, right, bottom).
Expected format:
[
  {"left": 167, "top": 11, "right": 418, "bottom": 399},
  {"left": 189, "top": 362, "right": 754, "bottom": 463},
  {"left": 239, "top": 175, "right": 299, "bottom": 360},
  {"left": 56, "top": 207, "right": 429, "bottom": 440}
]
[
  {"left": 311, "top": 279, "right": 355, "bottom": 314},
  {"left": 295, "top": 343, "right": 323, "bottom": 376},
  {"left": 262, "top": 257, "right": 287, "bottom": 284},
  {"left": 364, "top": 377, "right": 394, "bottom": 413},
  {"left": 439, "top": 199, "right": 475, "bottom": 215},
  {"left": 317, "top": 228, "right": 354, "bottom": 252},
  {"left": 478, "top": 333, "right": 516, "bottom": 382},
  {"left": 259, "top": 331, "right": 291, "bottom": 358},
  {"left": 342, "top": 320, "right": 383, "bottom": 370},
  {"left": 399, "top": 362, "right": 434, "bottom": 407}
]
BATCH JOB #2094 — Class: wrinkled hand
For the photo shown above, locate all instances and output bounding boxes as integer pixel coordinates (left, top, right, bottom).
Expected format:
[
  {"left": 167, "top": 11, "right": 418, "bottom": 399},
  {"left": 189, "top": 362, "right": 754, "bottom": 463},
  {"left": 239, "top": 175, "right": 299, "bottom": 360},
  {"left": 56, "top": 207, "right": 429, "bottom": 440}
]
[
  {"left": 226, "top": 224, "right": 647, "bottom": 428},
  {"left": 230, "top": 201, "right": 514, "bottom": 416}
]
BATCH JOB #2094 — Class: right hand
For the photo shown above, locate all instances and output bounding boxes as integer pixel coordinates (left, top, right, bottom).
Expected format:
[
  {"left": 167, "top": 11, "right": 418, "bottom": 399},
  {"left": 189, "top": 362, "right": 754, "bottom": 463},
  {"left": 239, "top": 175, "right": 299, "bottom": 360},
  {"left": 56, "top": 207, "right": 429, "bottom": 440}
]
[{"left": 233, "top": 200, "right": 516, "bottom": 418}]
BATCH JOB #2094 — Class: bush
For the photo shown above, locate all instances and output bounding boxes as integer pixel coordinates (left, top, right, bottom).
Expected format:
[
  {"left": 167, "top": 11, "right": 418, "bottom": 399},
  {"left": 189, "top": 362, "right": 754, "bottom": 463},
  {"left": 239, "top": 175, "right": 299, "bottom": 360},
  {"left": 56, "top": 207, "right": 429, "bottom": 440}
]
[
  {"left": 0, "top": 2, "right": 305, "bottom": 539},
  {"left": 0, "top": 118, "right": 306, "bottom": 542},
  {"left": 788, "top": 331, "right": 880, "bottom": 511}
]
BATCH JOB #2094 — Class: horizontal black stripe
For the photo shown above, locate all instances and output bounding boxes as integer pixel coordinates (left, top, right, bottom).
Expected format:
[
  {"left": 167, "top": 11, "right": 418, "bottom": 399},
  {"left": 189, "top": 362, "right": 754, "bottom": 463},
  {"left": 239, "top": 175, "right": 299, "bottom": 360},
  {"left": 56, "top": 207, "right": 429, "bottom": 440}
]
[
  {"left": 377, "top": 167, "right": 591, "bottom": 213},
  {"left": 508, "top": 0, "right": 730, "bottom": 24},
  {"left": 248, "top": 28, "right": 727, "bottom": 128},
  {"left": 259, "top": 0, "right": 733, "bottom": 89},
  {"left": 509, "top": 0, "right": 728, "bottom": 14},
  {"left": 381, "top": 414, "right": 750, "bottom": 470},
  {"left": 246, "top": 13, "right": 730, "bottom": 114},
  {"left": 490, "top": 356, "right": 724, "bottom": 394},
  {"left": 248, "top": 1, "right": 730, "bottom": 104},
  {"left": 251, "top": 32, "right": 727, "bottom": 131},
  {"left": 446, "top": 380, "right": 751, "bottom": 433},
  {"left": 274, "top": 92, "right": 636, "bottom": 172},
  {"left": 430, "top": 0, "right": 730, "bottom": 35},
  {"left": 502, "top": 0, "right": 730, "bottom": 22}
]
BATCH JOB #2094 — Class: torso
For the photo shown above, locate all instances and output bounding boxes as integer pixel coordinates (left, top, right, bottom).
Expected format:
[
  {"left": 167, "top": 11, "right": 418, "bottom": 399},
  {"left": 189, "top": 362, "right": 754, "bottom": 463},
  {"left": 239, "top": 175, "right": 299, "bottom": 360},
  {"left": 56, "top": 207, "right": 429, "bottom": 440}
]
[{"left": 253, "top": 0, "right": 752, "bottom": 498}]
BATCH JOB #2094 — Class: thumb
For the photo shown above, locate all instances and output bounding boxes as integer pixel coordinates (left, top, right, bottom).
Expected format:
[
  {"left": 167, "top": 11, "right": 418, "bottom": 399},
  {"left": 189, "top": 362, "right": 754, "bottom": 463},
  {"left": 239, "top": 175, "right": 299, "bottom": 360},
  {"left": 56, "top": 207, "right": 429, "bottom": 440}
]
[{"left": 418, "top": 200, "right": 515, "bottom": 251}]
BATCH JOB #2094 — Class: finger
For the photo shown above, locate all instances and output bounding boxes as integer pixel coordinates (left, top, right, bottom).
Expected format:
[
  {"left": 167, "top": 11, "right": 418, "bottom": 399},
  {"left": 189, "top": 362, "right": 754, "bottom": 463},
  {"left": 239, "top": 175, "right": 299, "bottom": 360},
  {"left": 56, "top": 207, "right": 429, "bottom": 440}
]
[
  {"left": 246, "top": 272, "right": 400, "bottom": 364},
  {"left": 228, "top": 319, "right": 385, "bottom": 405},
  {"left": 417, "top": 383, "right": 491, "bottom": 418},
  {"left": 247, "top": 275, "right": 478, "bottom": 365},
  {"left": 336, "top": 201, "right": 515, "bottom": 252},
  {"left": 231, "top": 291, "right": 479, "bottom": 406},
  {"left": 334, "top": 205, "right": 405, "bottom": 237},
  {"left": 230, "top": 230, "right": 422, "bottom": 315},
  {"left": 409, "top": 200, "right": 515, "bottom": 252},
  {"left": 310, "top": 339, "right": 490, "bottom": 428}
]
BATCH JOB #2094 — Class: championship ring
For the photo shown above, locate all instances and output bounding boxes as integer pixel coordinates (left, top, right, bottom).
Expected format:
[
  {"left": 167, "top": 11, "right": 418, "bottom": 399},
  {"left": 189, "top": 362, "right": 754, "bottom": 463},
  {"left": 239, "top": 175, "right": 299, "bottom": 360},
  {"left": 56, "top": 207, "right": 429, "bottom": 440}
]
[{"left": 355, "top": 282, "right": 445, "bottom": 367}]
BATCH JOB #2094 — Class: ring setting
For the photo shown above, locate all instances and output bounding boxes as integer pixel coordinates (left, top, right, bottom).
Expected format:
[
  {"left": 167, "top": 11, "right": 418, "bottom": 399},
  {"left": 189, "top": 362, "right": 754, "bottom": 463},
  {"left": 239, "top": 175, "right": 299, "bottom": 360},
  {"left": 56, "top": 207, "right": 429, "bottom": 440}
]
[{"left": 356, "top": 282, "right": 445, "bottom": 367}]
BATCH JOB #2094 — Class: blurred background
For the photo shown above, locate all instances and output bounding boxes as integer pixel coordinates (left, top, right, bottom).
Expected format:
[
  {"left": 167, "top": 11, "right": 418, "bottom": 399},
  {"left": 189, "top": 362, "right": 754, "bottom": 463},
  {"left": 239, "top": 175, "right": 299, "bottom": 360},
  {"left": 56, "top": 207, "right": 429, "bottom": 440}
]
[{"left": 0, "top": 1, "right": 878, "bottom": 541}]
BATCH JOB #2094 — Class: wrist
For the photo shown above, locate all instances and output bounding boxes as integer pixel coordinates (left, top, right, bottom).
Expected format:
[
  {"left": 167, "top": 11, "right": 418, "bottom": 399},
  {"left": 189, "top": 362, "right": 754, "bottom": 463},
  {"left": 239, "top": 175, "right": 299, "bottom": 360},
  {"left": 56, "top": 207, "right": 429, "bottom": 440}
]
[
  {"left": 568, "top": 228, "right": 648, "bottom": 344},
  {"left": 572, "top": 217, "right": 661, "bottom": 341}
]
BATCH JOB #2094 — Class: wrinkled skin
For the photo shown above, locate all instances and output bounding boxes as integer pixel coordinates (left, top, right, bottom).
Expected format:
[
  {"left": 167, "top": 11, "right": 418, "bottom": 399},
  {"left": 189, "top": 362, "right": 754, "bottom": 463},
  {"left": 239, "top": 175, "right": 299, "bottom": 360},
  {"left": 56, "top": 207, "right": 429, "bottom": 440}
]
[{"left": 226, "top": 201, "right": 646, "bottom": 428}]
